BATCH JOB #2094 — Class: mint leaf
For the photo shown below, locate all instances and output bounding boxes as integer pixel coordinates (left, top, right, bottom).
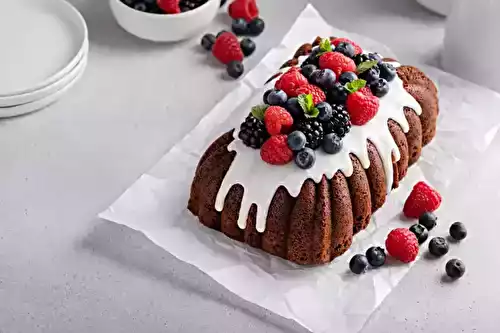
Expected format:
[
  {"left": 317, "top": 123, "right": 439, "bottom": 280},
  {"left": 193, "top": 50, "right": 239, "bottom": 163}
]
[
  {"left": 298, "top": 94, "right": 312, "bottom": 113},
  {"left": 251, "top": 104, "right": 268, "bottom": 121},
  {"left": 319, "top": 38, "right": 332, "bottom": 53},
  {"left": 308, "top": 107, "right": 319, "bottom": 118},
  {"left": 356, "top": 60, "right": 378, "bottom": 74},
  {"left": 345, "top": 79, "right": 367, "bottom": 93}
]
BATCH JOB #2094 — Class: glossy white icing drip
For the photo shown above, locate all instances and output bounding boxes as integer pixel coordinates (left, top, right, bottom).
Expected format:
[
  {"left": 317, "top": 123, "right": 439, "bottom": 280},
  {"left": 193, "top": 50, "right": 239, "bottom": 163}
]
[{"left": 215, "top": 62, "right": 422, "bottom": 233}]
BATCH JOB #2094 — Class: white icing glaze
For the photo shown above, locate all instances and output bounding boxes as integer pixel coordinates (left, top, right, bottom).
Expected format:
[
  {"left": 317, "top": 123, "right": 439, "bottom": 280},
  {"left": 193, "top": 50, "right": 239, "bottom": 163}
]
[{"left": 215, "top": 59, "right": 422, "bottom": 233}]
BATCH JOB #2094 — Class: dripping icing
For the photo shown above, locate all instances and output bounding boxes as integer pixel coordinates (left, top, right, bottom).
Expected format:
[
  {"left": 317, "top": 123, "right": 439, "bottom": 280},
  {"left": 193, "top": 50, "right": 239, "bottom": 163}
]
[{"left": 215, "top": 61, "right": 421, "bottom": 233}]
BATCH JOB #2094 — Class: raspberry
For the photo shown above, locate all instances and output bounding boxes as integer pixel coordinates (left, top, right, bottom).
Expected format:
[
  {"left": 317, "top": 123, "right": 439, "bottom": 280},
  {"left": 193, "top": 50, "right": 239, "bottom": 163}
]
[
  {"left": 228, "top": 0, "right": 259, "bottom": 22},
  {"left": 275, "top": 67, "right": 308, "bottom": 97},
  {"left": 346, "top": 87, "right": 379, "bottom": 125},
  {"left": 318, "top": 52, "right": 357, "bottom": 77},
  {"left": 157, "top": 0, "right": 180, "bottom": 14},
  {"left": 260, "top": 135, "right": 294, "bottom": 165},
  {"left": 212, "top": 32, "right": 244, "bottom": 65},
  {"left": 294, "top": 84, "right": 326, "bottom": 104},
  {"left": 264, "top": 106, "right": 293, "bottom": 135},
  {"left": 331, "top": 37, "right": 363, "bottom": 55},
  {"left": 385, "top": 228, "right": 419, "bottom": 263},
  {"left": 403, "top": 181, "right": 442, "bottom": 218}
]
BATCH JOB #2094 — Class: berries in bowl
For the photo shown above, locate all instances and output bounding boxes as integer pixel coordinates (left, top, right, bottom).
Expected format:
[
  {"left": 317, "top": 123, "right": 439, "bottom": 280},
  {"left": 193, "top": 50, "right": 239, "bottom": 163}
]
[{"left": 110, "top": 0, "right": 219, "bottom": 42}]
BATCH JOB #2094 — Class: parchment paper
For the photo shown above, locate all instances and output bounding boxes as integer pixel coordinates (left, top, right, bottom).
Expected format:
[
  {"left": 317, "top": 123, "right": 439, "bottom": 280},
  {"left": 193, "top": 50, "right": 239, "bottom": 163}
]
[{"left": 100, "top": 5, "right": 500, "bottom": 333}]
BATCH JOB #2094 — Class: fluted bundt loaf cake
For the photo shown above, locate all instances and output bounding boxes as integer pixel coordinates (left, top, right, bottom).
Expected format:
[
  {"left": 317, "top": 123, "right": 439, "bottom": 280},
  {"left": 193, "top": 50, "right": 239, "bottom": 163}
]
[{"left": 188, "top": 36, "right": 438, "bottom": 265}]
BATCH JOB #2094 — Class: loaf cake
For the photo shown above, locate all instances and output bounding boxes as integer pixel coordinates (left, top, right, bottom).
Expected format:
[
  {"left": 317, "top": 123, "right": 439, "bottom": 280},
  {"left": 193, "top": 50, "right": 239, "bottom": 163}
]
[{"left": 188, "top": 36, "right": 438, "bottom": 265}]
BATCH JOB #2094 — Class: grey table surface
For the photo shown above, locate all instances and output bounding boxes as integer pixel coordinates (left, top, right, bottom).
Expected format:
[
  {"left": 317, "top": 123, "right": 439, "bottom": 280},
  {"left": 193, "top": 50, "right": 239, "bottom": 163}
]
[{"left": 0, "top": 0, "right": 493, "bottom": 332}]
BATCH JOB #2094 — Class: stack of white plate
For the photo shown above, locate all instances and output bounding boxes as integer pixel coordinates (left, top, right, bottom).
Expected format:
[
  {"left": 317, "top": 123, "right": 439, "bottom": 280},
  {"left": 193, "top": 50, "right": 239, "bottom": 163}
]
[{"left": 0, "top": 0, "right": 88, "bottom": 118}]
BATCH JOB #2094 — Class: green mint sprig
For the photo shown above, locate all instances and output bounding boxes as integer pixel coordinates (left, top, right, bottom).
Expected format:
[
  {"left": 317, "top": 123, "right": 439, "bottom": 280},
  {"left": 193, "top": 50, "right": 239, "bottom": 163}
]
[
  {"left": 345, "top": 79, "right": 367, "bottom": 94},
  {"left": 251, "top": 104, "right": 269, "bottom": 121},
  {"left": 356, "top": 60, "right": 378, "bottom": 74},
  {"left": 298, "top": 94, "right": 319, "bottom": 118}
]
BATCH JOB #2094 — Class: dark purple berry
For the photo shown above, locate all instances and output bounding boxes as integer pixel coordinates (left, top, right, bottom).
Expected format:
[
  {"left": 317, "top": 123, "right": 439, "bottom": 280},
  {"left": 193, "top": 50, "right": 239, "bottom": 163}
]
[
  {"left": 409, "top": 224, "right": 429, "bottom": 244},
  {"left": 226, "top": 61, "right": 244, "bottom": 79},
  {"left": 316, "top": 102, "right": 332, "bottom": 122},
  {"left": 267, "top": 90, "right": 287, "bottom": 106},
  {"left": 240, "top": 38, "right": 256, "bottom": 57},
  {"left": 379, "top": 62, "right": 397, "bottom": 82},
  {"left": 322, "top": 133, "right": 342, "bottom": 154},
  {"left": 301, "top": 64, "right": 317, "bottom": 80},
  {"left": 365, "top": 247, "right": 386, "bottom": 267},
  {"left": 449, "top": 222, "right": 467, "bottom": 241},
  {"left": 295, "top": 148, "right": 316, "bottom": 169},
  {"left": 349, "top": 254, "right": 369, "bottom": 274},
  {"left": 339, "top": 71, "right": 357, "bottom": 85},
  {"left": 445, "top": 259, "right": 465, "bottom": 279},
  {"left": 247, "top": 17, "right": 265, "bottom": 36},
  {"left": 201, "top": 33, "right": 216, "bottom": 51},
  {"left": 419, "top": 212, "right": 437, "bottom": 230},
  {"left": 428, "top": 237, "right": 449, "bottom": 257},
  {"left": 232, "top": 18, "right": 248, "bottom": 35},
  {"left": 335, "top": 42, "right": 355, "bottom": 58},
  {"left": 370, "top": 78, "right": 389, "bottom": 98},
  {"left": 287, "top": 131, "right": 307, "bottom": 152}
]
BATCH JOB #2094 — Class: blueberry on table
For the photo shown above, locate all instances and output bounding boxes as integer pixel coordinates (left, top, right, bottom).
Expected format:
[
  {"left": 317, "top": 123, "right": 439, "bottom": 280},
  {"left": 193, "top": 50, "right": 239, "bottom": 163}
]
[
  {"left": 247, "top": 18, "right": 265, "bottom": 36},
  {"left": 449, "top": 222, "right": 467, "bottom": 241},
  {"left": 349, "top": 254, "right": 369, "bottom": 274},
  {"left": 267, "top": 90, "right": 287, "bottom": 106},
  {"left": 240, "top": 38, "right": 256, "bottom": 57},
  {"left": 287, "top": 131, "right": 307, "bottom": 152},
  {"left": 428, "top": 237, "right": 449, "bottom": 257},
  {"left": 322, "top": 133, "right": 342, "bottom": 154},
  {"left": 232, "top": 18, "right": 248, "bottom": 35},
  {"left": 419, "top": 211, "right": 437, "bottom": 230},
  {"left": 370, "top": 78, "right": 390, "bottom": 98},
  {"left": 409, "top": 223, "right": 429, "bottom": 244},
  {"left": 201, "top": 33, "right": 216, "bottom": 51},
  {"left": 445, "top": 259, "right": 466, "bottom": 279},
  {"left": 365, "top": 246, "right": 386, "bottom": 267},
  {"left": 226, "top": 61, "right": 244, "bottom": 79},
  {"left": 339, "top": 71, "right": 358, "bottom": 85},
  {"left": 295, "top": 148, "right": 316, "bottom": 169}
]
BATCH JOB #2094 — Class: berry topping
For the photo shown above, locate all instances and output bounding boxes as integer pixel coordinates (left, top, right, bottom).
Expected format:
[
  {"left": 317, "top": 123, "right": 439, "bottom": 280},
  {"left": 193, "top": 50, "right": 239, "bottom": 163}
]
[
  {"left": 385, "top": 228, "right": 419, "bottom": 263},
  {"left": 201, "top": 33, "right": 216, "bottom": 51},
  {"left": 238, "top": 114, "right": 269, "bottom": 149},
  {"left": 322, "top": 133, "right": 342, "bottom": 154},
  {"left": 212, "top": 32, "right": 244, "bottom": 64},
  {"left": 240, "top": 38, "right": 256, "bottom": 56},
  {"left": 409, "top": 223, "right": 429, "bottom": 244},
  {"left": 331, "top": 37, "right": 363, "bottom": 55},
  {"left": 157, "top": 0, "right": 180, "bottom": 13},
  {"left": 316, "top": 102, "right": 333, "bottom": 122},
  {"left": 359, "top": 65, "right": 380, "bottom": 84},
  {"left": 295, "top": 148, "right": 316, "bottom": 169},
  {"left": 296, "top": 119, "right": 324, "bottom": 149},
  {"left": 266, "top": 90, "right": 287, "bottom": 106},
  {"left": 428, "top": 237, "right": 449, "bottom": 257},
  {"left": 449, "top": 222, "right": 467, "bottom": 241},
  {"left": 310, "top": 69, "right": 337, "bottom": 90},
  {"left": 322, "top": 104, "right": 351, "bottom": 138},
  {"left": 365, "top": 246, "right": 386, "bottom": 267},
  {"left": 247, "top": 17, "right": 265, "bottom": 36},
  {"left": 403, "top": 181, "right": 442, "bottom": 218},
  {"left": 419, "top": 212, "right": 438, "bottom": 230},
  {"left": 301, "top": 47, "right": 320, "bottom": 67},
  {"left": 445, "top": 259, "right": 466, "bottom": 279},
  {"left": 327, "top": 82, "right": 348, "bottom": 105},
  {"left": 370, "top": 78, "right": 390, "bottom": 98},
  {"left": 335, "top": 42, "right": 356, "bottom": 58},
  {"left": 294, "top": 84, "right": 326, "bottom": 104},
  {"left": 217, "top": 30, "right": 229, "bottom": 38},
  {"left": 339, "top": 71, "right": 358, "bottom": 85},
  {"left": 260, "top": 135, "right": 294, "bottom": 165},
  {"left": 284, "top": 97, "right": 304, "bottom": 120},
  {"left": 231, "top": 18, "right": 248, "bottom": 35},
  {"left": 319, "top": 52, "right": 357, "bottom": 77},
  {"left": 226, "top": 60, "right": 244, "bottom": 79},
  {"left": 275, "top": 67, "right": 308, "bottom": 97},
  {"left": 263, "top": 89, "right": 273, "bottom": 104},
  {"left": 379, "top": 62, "right": 397, "bottom": 82},
  {"left": 228, "top": 0, "right": 259, "bottom": 22},
  {"left": 133, "top": 2, "right": 148, "bottom": 12},
  {"left": 353, "top": 53, "right": 370, "bottom": 65},
  {"left": 346, "top": 86, "right": 380, "bottom": 126},
  {"left": 349, "top": 254, "right": 369, "bottom": 274},
  {"left": 368, "top": 52, "right": 383, "bottom": 63},
  {"left": 287, "top": 131, "right": 307, "bottom": 152},
  {"left": 301, "top": 64, "right": 318, "bottom": 80},
  {"left": 264, "top": 106, "right": 293, "bottom": 135}
]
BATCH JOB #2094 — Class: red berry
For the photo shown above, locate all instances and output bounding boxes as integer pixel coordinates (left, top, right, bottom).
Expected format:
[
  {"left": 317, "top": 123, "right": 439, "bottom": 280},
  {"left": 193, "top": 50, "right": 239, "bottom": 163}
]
[
  {"left": 294, "top": 84, "right": 326, "bottom": 104},
  {"left": 260, "top": 135, "right": 294, "bottom": 165},
  {"left": 157, "top": 0, "right": 180, "bottom": 14},
  {"left": 346, "top": 87, "right": 379, "bottom": 125},
  {"left": 331, "top": 37, "right": 363, "bottom": 55},
  {"left": 228, "top": 0, "right": 259, "bottom": 22},
  {"left": 318, "top": 52, "right": 357, "bottom": 77},
  {"left": 264, "top": 106, "right": 293, "bottom": 135},
  {"left": 403, "top": 181, "right": 442, "bottom": 218},
  {"left": 385, "top": 228, "right": 419, "bottom": 263},
  {"left": 275, "top": 67, "right": 308, "bottom": 97},
  {"left": 212, "top": 32, "right": 244, "bottom": 64}
]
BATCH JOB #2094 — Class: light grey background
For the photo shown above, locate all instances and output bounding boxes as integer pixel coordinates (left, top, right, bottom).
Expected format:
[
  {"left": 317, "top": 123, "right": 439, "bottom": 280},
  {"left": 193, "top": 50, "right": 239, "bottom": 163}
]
[{"left": 0, "top": 0, "right": 491, "bottom": 332}]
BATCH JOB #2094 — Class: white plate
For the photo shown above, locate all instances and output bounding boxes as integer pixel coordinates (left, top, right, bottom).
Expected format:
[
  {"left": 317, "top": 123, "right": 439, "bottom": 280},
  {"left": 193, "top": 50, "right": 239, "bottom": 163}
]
[
  {"left": 0, "top": 0, "right": 88, "bottom": 97},
  {"left": 0, "top": 38, "right": 89, "bottom": 107},
  {"left": 0, "top": 54, "right": 87, "bottom": 118}
]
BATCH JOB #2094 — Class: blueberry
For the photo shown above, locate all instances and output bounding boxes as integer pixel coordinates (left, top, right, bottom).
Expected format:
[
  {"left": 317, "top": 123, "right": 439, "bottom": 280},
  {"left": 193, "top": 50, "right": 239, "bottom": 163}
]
[
  {"left": 335, "top": 42, "right": 355, "bottom": 58},
  {"left": 339, "top": 71, "right": 358, "bottom": 85},
  {"left": 232, "top": 18, "right": 248, "bottom": 35},
  {"left": 316, "top": 102, "right": 332, "bottom": 122},
  {"left": 428, "top": 237, "right": 449, "bottom": 257},
  {"left": 267, "top": 90, "right": 287, "bottom": 106},
  {"left": 240, "top": 38, "right": 256, "bottom": 57},
  {"left": 247, "top": 17, "right": 265, "bottom": 36},
  {"left": 301, "top": 47, "right": 320, "bottom": 67},
  {"left": 370, "top": 78, "right": 390, "bottom": 98},
  {"left": 263, "top": 89, "right": 273, "bottom": 104},
  {"left": 359, "top": 66, "right": 380, "bottom": 84},
  {"left": 368, "top": 52, "right": 383, "bottom": 64},
  {"left": 327, "top": 83, "right": 348, "bottom": 105},
  {"left": 365, "top": 247, "right": 386, "bottom": 267},
  {"left": 322, "top": 133, "right": 342, "bottom": 154},
  {"left": 445, "top": 259, "right": 466, "bottom": 279},
  {"left": 287, "top": 131, "right": 307, "bottom": 152},
  {"left": 419, "top": 212, "right": 437, "bottom": 230},
  {"left": 295, "top": 148, "right": 316, "bottom": 169},
  {"left": 449, "top": 222, "right": 467, "bottom": 241},
  {"left": 133, "top": 2, "right": 148, "bottom": 11},
  {"left": 349, "top": 254, "right": 369, "bottom": 274},
  {"left": 310, "top": 69, "right": 336, "bottom": 90},
  {"left": 301, "top": 64, "right": 317, "bottom": 80},
  {"left": 284, "top": 97, "right": 304, "bottom": 119},
  {"left": 122, "top": 0, "right": 135, "bottom": 6},
  {"left": 201, "top": 33, "right": 216, "bottom": 51},
  {"left": 226, "top": 61, "right": 244, "bottom": 79},
  {"left": 217, "top": 30, "right": 229, "bottom": 38},
  {"left": 379, "top": 63, "right": 397, "bottom": 82},
  {"left": 353, "top": 53, "right": 370, "bottom": 65},
  {"left": 409, "top": 224, "right": 429, "bottom": 244}
]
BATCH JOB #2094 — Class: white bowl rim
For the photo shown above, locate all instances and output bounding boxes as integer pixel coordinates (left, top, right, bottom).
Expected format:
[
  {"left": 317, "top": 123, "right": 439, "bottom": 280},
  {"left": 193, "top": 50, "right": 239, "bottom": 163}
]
[{"left": 112, "top": 0, "right": 219, "bottom": 19}]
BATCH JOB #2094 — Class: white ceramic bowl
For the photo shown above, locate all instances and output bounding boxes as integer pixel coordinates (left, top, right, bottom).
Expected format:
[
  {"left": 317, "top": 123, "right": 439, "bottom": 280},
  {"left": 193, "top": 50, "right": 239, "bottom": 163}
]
[
  {"left": 110, "top": 0, "right": 219, "bottom": 42},
  {"left": 416, "top": 0, "right": 455, "bottom": 16}
]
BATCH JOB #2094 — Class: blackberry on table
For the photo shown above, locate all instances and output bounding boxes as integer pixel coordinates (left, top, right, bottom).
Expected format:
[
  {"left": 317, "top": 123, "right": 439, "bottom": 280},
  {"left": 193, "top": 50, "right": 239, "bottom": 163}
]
[
  {"left": 296, "top": 119, "right": 324, "bottom": 149},
  {"left": 238, "top": 115, "right": 269, "bottom": 148},
  {"left": 321, "top": 104, "right": 351, "bottom": 138}
]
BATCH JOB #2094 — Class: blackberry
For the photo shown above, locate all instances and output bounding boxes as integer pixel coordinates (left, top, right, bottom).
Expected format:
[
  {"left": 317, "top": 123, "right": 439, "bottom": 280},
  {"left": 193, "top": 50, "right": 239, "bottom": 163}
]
[
  {"left": 353, "top": 53, "right": 370, "bottom": 65},
  {"left": 296, "top": 119, "right": 324, "bottom": 149},
  {"left": 238, "top": 115, "right": 269, "bottom": 148},
  {"left": 322, "top": 104, "right": 351, "bottom": 138}
]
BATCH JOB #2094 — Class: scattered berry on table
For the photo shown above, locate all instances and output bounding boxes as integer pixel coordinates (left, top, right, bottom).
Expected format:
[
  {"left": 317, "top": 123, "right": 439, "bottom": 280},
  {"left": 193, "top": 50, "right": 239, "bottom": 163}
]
[
  {"left": 359, "top": 65, "right": 380, "bottom": 84},
  {"left": 201, "top": 33, "right": 217, "bottom": 51},
  {"left": 319, "top": 52, "right": 357, "bottom": 77},
  {"left": 346, "top": 87, "right": 380, "bottom": 126},
  {"left": 327, "top": 83, "right": 348, "bottom": 105},
  {"left": 445, "top": 259, "right": 466, "bottom": 279},
  {"left": 409, "top": 223, "right": 429, "bottom": 244},
  {"left": 294, "top": 84, "right": 326, "bottom": 104},
  {"left": 267, "top": 90, "right": 287, "bottom": 106},
  {"left": 228, "top": 0, "right": 259, "bottom": 21},
  {"left": 368, "top": 52, "right": 383, "bottom": 64},
  {"left": 260, "top": 135, "right": 294, "bottom": 165},
  {"left": 331, "top": 37, "right": 363, "bottom": 55},
  {"left": 322, "top": 104, "right": 351, "bottom": 138},
  {"left": 428, "top": 237, "right": 449, "bottom": 257},
  {"left": 349, "top": 254, "right": 369, "bottom": 274},
  {"left": 310, "top": 69, "right": 337, "bottom": 90},
  {"left": 385, "top": 228, "right": 419, "bottom": 263},
  {"left": 379, "top": 62, "right": 397, "bottom": 82},
  {"left": 339, "top": 71, "right": 358, "bottom": 85},
  {"left": 217, "top": 30, "right": 229, "bottom": 38},
  {"left": 296, "top": 119, "right": 324, "bottom": 149},
  {"left": 449, "top": 222, "right": 467, "bottom": 241},
  {"left": 365, "top": 246, "right": 386, "bottom": 267},
  {"left": 295, "top": 148, "right": 316, "bottom": 169},
  {"left": 284, "top": 97, "right": 304, "bottom": 120},
  {"left": 419, "top": 211, "right": 437, "bottom": 230},
  {"left": 322, "top": 133, "right": 342, "bottom": 154},
  {"left": 157, "top": 0, "right": 180, "bottom": 13},
  {"left": 403, "top": 181, "right": 442, "bottom": 218},
  {"left": 264, "top": 106, "right": 293, "bottom": 135},
  {"left": 275, "top": 67, "right": 308, "bottom": 97},
  {"left": 240, "top": 38, "right": 256, "bottom": 56},
  {"left": 263, "top": 89, "right": 273, "bottom": 104},
  {"left": 247, "top": 17, "right": 265, "bottom": 36},
  {"left": 301, "top": 64, "right": 318, "bottom": 81},
  {"left": 133, "top": 2, "right": 148, "bottom": 11},
  {"left": 353, "top": 53, "right": 370, "bottom": 66},
  {"left": 238, "top": 114, "right": 269, "bottom": 148},
  {"left": 316, "top": 102, "right": 333, "bottom": 122},
  {"left": 212, "top": 32, "right": 244, "bottom": 64},
  {"left": 232, "top": 18, "right": 248, "bottom": 35},
  {"left": 335, "top": 42, "right": 356, "bottom": 58},
  {"left": 287, "top": 131, "right": 307, "bottom": 152},
  {"left": 370, "top": 78, "right": 390, "bottom": 97},
  {"left": 226, "top": 60, "right": 244, "bottom": 79}
]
